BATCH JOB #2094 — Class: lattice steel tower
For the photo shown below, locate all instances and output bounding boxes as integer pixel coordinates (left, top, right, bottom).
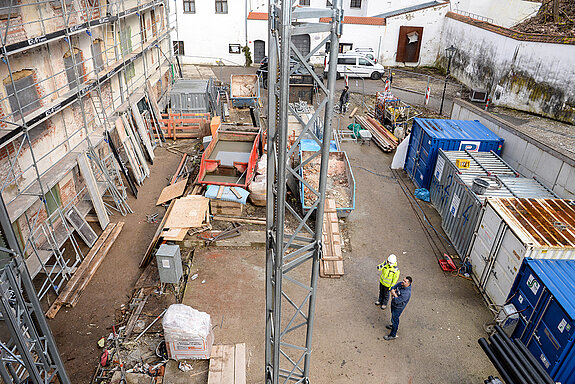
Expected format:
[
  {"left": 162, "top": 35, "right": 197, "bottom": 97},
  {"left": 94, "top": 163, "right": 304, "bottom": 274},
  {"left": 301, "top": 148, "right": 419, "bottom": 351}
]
[{"left": 265, "top": 1, "right": 343, "bottom": 383}]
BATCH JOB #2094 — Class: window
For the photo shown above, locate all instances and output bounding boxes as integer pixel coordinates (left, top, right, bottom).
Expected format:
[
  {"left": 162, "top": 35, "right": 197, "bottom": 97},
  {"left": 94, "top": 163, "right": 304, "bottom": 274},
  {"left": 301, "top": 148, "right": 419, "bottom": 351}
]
[
  {"left": 215, "top": 0, "right": 227, "bottom": 14},
  {"left": 92, "top": 39, "right": 105, "bottom": 73},
  {"left": 337, "top": 58, "right": 356, "bottom": 65},
  {"left": 183, "top": 0, "right": 195, "bottom": 13},
  {"left": 151, "top": 10, "right": 157, "bottom": 35},
  {"left": 64, "top": 48, "right": 84, "bottom": 90},
  {"left": 300, "top": 0, "right": 310, "bottom": 5},
  {"left": 4, "top": 70, "right": 41, "bottom": 117},
  {"left": 350, "top": 0, "right": 361, "bottom": 8},
  {"left": 119, "top": 26, "right": 132, "bottom": 56},
  {"left": 358, "top": 58, "right": 372, "bottom": 66},
  {"left": 229, "top": 44, "right": 241, "bottom": 54},
  {"left": 326, "top": 42, "right": 353, "bottom": 53},
  {"left": 124, "top": 62, "right": 135, "bottom": 83},
  {"left": 173, "top": 41, "right": 184, "bottom": 55}
]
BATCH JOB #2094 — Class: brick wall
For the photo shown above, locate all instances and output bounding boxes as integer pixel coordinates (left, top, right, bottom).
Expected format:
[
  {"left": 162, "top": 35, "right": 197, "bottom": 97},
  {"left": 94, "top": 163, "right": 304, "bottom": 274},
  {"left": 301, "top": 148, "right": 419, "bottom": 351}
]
[
  {"left": 0, "top": 16, "right": 27, "bottom": 46},
  {"left": 58, "top": 171, "right": 77, "bottom": 208}
]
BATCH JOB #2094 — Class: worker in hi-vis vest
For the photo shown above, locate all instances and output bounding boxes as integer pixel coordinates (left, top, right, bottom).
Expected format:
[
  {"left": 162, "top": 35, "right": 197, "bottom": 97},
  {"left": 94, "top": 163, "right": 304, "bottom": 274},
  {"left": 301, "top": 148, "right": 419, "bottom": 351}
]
[{"left": 375, "top": 254, "right": 400, "bottom": 309}]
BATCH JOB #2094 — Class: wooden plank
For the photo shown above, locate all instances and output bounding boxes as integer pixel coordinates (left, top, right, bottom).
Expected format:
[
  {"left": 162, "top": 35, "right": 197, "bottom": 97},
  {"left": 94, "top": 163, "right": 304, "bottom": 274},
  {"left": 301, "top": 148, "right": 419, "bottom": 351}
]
[
  {"left": 164, "top": 195, "right": 209, "bottom": 229},
  {"left": 349, "top": 107, "right": 359, "bottom": 118},
  {"left": 216, "top": 186, "right": 224, "bottom": 199},
  {"left": 68, "top": 221, "right": 125, "bottom": 306},
  {"left": 77, "top": 153, "right": 110, "bottom": 230},
  {"left": 208, "top": 345, "right": 224, "bottom": 384},
  {"left": 140, "top": 200, "right": 175, "bottom": 268},
  {"left": 156, "top": 177, "right": 188, "bottom": 205},
  {"left": 46, "top": 223, "right": 116, "bottom": 318},
  {"left": 234, "top": 343, "right": 246, "bottom": 384},
  {"left": 229, "top": 187, "right": 242, "bottom": 199},
  {"left": 146, "top": 80, "right": 165, "bottom": 130},
  {"left": 221, "top": 345, "right": 234, "bottom": 383},
  {"left": 212, "top": 216, "right": 265, "bottom": 225},
  {"left": 124, "top": 290, "right": 148, "bottom": 338},
  {"left": 131, "top": 102, "right": 155, "bottom": 161},
  {"left": 162, "top": 228, "right": 188, "bottom": 242}
]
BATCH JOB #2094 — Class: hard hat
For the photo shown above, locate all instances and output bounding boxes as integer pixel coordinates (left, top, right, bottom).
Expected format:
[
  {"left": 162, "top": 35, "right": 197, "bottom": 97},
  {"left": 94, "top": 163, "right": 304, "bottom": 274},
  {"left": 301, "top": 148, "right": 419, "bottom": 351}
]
[{"left": 387, "top": 254, "right": 397, "bottom": 264}]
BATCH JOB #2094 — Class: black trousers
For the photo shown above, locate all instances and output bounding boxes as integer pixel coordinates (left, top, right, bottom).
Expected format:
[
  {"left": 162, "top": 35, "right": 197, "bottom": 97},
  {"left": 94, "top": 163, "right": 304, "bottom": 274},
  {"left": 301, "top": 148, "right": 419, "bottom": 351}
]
[{"left": 378, "top": 283, "right": 391, "bottom": 306}]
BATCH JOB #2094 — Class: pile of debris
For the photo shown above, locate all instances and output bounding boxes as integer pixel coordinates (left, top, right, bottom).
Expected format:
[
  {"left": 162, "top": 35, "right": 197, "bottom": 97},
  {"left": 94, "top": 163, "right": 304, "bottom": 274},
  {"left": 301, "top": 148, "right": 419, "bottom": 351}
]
[
  {"left": 301, "top": 152, "right": 352, "bottom": 209},
  {"left": 513, "top": 0, "right": 575, "bottom": 36}
]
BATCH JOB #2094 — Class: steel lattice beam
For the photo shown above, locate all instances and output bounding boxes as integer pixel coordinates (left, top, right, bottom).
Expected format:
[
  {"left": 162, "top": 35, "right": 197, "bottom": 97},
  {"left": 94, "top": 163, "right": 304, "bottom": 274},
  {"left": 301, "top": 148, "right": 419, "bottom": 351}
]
[
  {"left": 0, "top": 196, "right": 70, "bottom": 384},
  {"left": 265, "top": 1, "right": 343, "bottom": 383}
]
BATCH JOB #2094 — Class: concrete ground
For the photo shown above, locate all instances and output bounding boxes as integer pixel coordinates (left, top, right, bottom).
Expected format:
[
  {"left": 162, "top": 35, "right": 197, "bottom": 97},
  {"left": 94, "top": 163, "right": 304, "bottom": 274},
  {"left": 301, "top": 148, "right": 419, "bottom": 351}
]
[{"left": 182, "top": 134, "right": 496, "bottom": 382}]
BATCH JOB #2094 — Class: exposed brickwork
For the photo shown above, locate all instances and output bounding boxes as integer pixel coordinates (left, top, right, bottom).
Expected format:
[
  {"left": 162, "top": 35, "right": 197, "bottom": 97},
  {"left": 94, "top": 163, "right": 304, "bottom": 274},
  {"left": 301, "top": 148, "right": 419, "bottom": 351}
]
[
  {"left": 58, "top": 172, "right": 77, "bottom": 208},
  {"left": 447, "top": 12, "right": 575, "bottom": 45},
  {"left": 0, "top": 15, "right": 27, "bottom": 46}
]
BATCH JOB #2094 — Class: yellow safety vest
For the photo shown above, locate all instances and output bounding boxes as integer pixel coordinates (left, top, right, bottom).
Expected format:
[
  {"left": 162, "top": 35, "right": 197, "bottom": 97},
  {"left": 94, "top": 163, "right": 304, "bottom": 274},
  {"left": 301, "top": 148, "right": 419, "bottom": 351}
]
[{"left": 379, "top": 263, "right": 400, "bottom": 288}]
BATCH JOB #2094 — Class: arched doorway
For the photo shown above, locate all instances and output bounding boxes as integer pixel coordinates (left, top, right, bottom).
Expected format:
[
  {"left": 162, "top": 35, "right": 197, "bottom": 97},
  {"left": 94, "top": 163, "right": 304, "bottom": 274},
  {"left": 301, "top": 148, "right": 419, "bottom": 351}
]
[{"left": 292, "top": 34, "right": 310, "bottom": 56}]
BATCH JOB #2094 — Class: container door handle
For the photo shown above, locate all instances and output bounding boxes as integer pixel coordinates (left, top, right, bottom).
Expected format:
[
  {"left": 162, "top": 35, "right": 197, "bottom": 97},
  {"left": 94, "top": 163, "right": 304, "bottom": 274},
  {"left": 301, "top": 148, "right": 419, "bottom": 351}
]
[
  {"left": 533, "top": 333, "right": 541, "bottom": 345},
  {"left": 491, "top": 270, "right": 498, "bottom": 280}
]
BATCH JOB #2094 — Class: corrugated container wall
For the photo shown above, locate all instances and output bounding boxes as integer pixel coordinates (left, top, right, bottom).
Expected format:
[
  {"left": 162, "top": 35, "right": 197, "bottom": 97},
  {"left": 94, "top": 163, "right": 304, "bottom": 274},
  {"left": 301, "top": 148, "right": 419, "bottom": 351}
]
[
  {"left": 468, "top": 198, "right": 575, "bottom": 306},
  {"left": 508, "top": 259, "right": 575, "bottom": 384},
  {"left": 430, "top": 150, "right": 556, "bottom": 257},
  {"left": 404, "top": 118, "right": 504, "bottom": 189},
  {"left": 169, "top": 79, "right": 219, "bottom": 114}
]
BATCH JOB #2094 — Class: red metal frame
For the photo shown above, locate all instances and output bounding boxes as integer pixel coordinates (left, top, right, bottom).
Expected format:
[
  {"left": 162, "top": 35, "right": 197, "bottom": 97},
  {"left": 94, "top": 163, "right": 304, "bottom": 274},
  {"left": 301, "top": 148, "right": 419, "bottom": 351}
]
[{"left": 197, "top": 129, "right": 261, "bottom": 189}]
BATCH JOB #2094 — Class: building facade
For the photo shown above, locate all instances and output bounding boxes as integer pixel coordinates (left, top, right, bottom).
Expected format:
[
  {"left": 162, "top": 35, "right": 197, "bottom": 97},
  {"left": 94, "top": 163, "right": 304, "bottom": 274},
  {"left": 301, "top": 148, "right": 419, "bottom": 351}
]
[{"left": 0, "top": 0, "right": 174, "bottom": 299}]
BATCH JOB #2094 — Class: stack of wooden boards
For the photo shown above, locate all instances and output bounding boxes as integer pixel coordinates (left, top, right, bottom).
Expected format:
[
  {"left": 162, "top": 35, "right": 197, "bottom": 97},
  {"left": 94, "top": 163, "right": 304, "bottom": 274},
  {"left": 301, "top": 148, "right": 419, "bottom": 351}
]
[
  {"left": 208, "top": 344, "right": 246, "bottom": 384},
  {"left": 207, "top": 185, "right": 248, "bottom": 217},
  {"left": 320, "top": 199, "right": 344, "bottom": 278},
  {"left": 46, "top": 222, "right": 124, "bottom": 318},
  {"left": 355, "top": 116, "right": 399, "bottom": 152}
]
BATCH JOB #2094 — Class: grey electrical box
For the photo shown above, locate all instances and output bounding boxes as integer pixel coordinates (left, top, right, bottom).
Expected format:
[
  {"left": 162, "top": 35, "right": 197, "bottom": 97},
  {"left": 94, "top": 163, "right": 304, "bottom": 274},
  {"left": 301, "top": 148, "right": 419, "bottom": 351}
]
[{"left": 155, "top": 244, "right": 183, "bottom": 284}]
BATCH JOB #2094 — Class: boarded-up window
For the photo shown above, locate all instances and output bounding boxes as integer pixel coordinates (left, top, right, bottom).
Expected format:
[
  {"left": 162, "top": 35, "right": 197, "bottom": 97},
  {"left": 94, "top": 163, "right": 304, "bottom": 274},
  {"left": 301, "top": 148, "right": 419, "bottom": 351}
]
[
  {"left": 0, "top": 0, "right": 19, "bottom": 19},
  {"left": 92, "top": 39, "right": 105, "bottom": 73},
  {"left": 64, "top": 48, "right": 84, "bottom": 90},
  {"left": 151, "top": 10, "right": 157, "bottom": 35},
  {"left": 119, "top": 26, "right": 132, "bottom": 55},
  {"left": 4, "top": 70, "right": 41, "bottom": 116},
  {"left": 396, "top": 26, "right": 423, "bottom": 63}
]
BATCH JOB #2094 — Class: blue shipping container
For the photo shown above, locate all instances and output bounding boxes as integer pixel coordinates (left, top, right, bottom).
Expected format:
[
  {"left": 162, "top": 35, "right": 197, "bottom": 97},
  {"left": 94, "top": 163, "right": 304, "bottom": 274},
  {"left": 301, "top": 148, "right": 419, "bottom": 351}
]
[
  {"left": 404, "top": 119, "right": 503, "bottom": 189},
  {"left": 508, "top": 258, "right": 575, "bottom": 383}
]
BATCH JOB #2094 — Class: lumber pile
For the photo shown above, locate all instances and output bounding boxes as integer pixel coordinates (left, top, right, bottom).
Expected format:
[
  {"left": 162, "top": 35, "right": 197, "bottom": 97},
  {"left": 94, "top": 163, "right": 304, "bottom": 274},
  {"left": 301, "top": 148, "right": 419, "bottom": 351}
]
[
  {"left": 320, "top": 199, "right": 344, "bottom": 278},
  {"left": 46, "top": 222, "right": 124, "bottom": 318},
  {"left": 208, "top": 344, "right": 246, "bottom": 384},
  {"left": 355, "top": 116, "right": 399, "bottom": 152}
]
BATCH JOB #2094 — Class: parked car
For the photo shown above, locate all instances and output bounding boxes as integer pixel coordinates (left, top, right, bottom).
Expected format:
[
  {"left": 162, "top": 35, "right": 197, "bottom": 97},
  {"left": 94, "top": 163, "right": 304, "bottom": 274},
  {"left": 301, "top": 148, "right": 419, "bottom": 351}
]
[{"left": 324, "top": 53, "right": 385, "bottom": 80}]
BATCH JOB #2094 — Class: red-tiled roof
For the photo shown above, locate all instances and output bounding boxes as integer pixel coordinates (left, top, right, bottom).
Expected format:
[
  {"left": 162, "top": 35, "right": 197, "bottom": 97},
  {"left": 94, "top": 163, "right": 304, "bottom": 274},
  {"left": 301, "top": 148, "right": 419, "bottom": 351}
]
[
  {"left": 319, "top": 16, "right": 386, "bottom": 26},
  {"left": 248, "top": 12, "right": 267, "bottom": 20}
]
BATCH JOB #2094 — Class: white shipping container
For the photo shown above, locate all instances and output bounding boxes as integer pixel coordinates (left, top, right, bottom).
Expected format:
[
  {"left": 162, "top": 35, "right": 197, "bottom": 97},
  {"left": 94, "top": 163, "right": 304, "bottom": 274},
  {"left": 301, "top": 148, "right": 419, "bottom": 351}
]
[{"left": 467, "top": 198, "right": 575, "bottom": 306}]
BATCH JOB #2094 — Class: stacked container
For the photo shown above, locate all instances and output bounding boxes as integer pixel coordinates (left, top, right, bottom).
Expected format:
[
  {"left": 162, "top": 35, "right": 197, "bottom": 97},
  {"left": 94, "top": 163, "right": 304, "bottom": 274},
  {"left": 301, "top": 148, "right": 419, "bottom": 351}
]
[
  {"left": 430, "top": 149, "right": 556, "bottom": 257},
  {"left": 508, "top": 258, "right": 575, "bottom": 383},
  {"left": 468, "top": 198, "right": 575, "bottom": 306},
  {"left": 404, "top": 118, "right": 504, "bottom": 189}
]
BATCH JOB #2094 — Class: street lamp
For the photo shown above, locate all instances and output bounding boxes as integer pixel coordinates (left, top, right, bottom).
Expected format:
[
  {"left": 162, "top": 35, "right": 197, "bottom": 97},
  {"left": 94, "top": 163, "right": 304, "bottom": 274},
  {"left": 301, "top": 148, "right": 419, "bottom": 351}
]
[{"left": 439, "top": 45, "right": 456, "bottom": 116}]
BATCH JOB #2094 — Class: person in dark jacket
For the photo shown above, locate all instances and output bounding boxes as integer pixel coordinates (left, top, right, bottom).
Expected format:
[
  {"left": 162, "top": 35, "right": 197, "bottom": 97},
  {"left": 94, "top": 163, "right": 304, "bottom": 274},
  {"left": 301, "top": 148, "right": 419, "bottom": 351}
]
[
  {"left": 339, "top": 86, "right": 349, "bottom": 113},
  {"left": 384, "top": 276, "right": 412, "bottom": 340}
]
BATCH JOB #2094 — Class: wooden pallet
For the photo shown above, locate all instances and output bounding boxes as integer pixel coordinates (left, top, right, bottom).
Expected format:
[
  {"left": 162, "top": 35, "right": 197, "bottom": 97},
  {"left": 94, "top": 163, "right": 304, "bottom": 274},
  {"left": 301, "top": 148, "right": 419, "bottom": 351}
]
[
  {"left": 208, "top": 344, "right": 246, "bottom": 384},
  {"left": 320, "top": 199, "right": 344, "bottom": 278}
]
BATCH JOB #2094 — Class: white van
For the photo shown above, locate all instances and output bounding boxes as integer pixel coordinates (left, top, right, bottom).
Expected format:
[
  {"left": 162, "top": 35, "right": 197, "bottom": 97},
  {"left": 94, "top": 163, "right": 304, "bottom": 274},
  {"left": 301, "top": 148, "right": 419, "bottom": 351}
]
[
  {"left": 353, "top": 48, "right": 376, "bottom": 62},
  {"left": 324, "top": 53, "right": 385, "bottom": 80}
]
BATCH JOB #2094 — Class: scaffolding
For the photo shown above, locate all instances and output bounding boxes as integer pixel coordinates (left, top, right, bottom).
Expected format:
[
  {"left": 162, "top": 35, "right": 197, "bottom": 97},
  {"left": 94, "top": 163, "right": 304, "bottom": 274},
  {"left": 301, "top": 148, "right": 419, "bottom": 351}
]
[
  {"left": 0, "top": 0, "right": 176, "bottom": 302},
  {"left": 265, "top": 1, "right": 342, "bottom": 383}
]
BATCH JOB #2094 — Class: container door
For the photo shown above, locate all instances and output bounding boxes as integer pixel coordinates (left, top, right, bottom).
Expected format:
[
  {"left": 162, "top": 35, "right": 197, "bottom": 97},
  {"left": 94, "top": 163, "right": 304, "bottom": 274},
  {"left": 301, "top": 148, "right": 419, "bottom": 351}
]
[
  {"left": 413, "top": 135, "right": 432, "bottom": 188},
  {"left": 468, "top": 204, "right": 504, "bottom": 285},
  {"left": 484, "top": 230, "right": 526, "bottom": 305},
  {"left": 405, "top": 125, "right": 423, "bottom": 180},
  {"left": 526, "top": 299, "right": 575, "bottom": 376}
]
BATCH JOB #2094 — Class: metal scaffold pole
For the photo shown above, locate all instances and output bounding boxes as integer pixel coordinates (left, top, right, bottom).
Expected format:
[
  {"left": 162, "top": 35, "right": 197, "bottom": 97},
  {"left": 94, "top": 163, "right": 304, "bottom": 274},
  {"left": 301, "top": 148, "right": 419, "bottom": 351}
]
[
  {"left": 265, "top": 0, "right": 342, "bottom": 383},
  {"left": 0, "top": 195, "right": 70, "bottom": 384}
]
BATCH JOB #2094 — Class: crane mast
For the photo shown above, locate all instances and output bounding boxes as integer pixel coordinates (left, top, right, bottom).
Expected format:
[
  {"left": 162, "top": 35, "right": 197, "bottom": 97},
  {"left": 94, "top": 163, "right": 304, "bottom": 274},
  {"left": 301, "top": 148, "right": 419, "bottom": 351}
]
[{"left": 265, "top": 1, "right": 343, "bottom": 383}]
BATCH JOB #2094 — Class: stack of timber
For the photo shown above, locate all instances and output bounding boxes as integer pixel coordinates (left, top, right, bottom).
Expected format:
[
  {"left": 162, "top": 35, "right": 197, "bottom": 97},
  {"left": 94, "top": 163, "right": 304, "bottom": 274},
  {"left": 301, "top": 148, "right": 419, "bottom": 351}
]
[
  {"left": 320, "top": 199, "right": 344, "bottom": 278},
  {"left": 208, "top": 344, "right": 246, "bottom": 384},
  {"left": 46, "top": 222, "right": 124, "bottom": 318},
  {"left": 355, "top": 116, "right": 399, "bottom": 152}
]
